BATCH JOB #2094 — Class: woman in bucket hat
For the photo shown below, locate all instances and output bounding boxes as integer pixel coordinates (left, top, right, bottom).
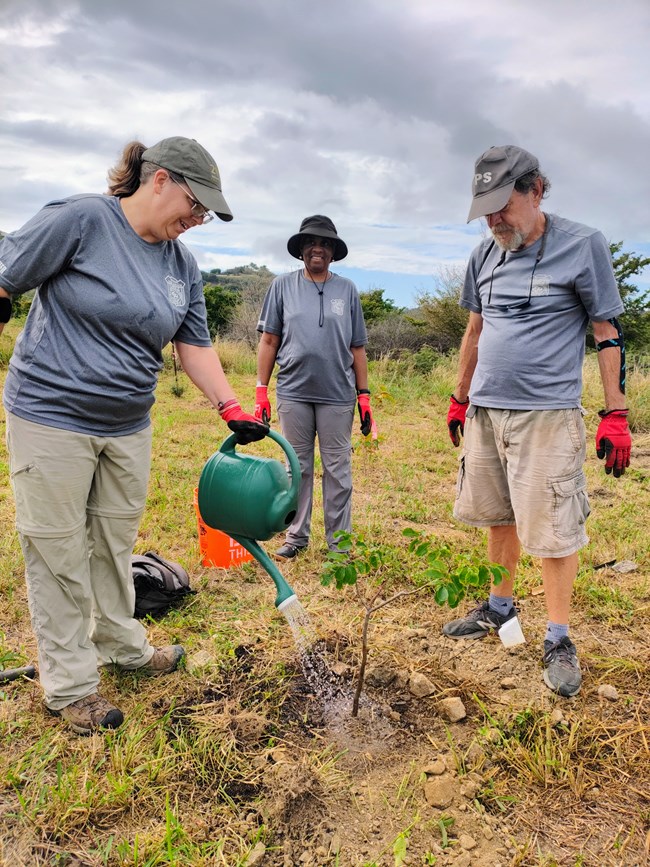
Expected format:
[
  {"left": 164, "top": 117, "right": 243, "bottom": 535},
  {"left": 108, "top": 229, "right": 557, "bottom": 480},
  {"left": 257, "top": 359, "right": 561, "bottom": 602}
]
[
  {"left": 0, "top": 136, "right": 268, "bottom": 733},
  {"left": 255, "top": 215, "right": 374, "bottom": 559}
]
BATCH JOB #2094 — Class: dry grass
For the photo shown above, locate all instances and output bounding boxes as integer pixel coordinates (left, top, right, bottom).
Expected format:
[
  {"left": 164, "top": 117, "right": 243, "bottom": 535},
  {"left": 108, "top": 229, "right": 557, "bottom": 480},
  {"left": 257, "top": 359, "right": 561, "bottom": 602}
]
[{"left": 0, "top": 322, "right": 649, "bottom": 866}]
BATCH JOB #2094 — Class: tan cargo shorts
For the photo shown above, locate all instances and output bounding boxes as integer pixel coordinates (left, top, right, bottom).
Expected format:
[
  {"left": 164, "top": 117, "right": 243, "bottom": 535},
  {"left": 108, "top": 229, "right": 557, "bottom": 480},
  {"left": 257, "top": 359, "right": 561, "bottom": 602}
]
[{"left": 453, "top": 406, "right": 590, "bottom": 557}]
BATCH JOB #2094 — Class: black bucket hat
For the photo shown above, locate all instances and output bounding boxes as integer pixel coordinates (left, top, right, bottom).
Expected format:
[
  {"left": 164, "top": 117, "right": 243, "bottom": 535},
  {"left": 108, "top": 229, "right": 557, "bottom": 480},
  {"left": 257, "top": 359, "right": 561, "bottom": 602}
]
[
  {"left": 142, "top": 136, "right": 233, "bottom": 222},
  {"left": 287, "top": 215, "right": 348, "bottom": 261}
]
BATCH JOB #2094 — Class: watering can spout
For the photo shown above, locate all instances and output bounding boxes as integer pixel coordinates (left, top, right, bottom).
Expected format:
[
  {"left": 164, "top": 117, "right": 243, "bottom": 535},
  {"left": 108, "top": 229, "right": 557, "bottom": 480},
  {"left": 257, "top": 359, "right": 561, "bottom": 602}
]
[{"left": 232, "top": 536, "right": 296, "bottom": 609}]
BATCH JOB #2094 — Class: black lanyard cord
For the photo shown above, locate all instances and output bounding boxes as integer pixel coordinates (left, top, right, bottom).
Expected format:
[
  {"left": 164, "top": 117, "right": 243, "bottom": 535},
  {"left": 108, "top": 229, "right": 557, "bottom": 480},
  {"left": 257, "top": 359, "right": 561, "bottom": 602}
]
[{"left": 305, "top": 269, "right": 329, "bottom": 327}]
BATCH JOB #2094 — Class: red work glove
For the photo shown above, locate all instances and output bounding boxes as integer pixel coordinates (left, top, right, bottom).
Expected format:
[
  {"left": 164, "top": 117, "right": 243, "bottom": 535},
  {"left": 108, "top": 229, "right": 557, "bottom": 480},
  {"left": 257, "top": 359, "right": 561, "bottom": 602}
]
[
  {"left": 447, "top": 394, "right": 469, "bottom": 447},
  {"left": 357, "top": 390, "right": 373, "bottom": 436},
  {"left": 219, "top": 400, "right": 269, "bottom": 445},
  {"left": 254, "top": 385, "right": 271, "bottom": 424},
  {"left": 596, "top": 409, "right": 631, "bottom": 478}
]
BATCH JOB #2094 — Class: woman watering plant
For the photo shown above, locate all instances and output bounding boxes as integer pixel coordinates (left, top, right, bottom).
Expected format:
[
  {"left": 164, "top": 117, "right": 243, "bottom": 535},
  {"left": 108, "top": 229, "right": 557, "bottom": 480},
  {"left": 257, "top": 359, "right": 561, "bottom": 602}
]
[
  {"left": 0, "top": 136, "right": 268, "bottom": 734},
  {"left": 255, "top": 215, "right": 373, "bottom": 559}
]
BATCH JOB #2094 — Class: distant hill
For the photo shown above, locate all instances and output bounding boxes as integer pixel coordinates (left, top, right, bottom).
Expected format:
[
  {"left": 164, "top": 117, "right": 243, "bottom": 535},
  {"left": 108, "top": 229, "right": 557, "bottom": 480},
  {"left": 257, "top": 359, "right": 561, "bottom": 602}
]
[{"left": 201, "top": 263, "right": 275, "bottom": 292}]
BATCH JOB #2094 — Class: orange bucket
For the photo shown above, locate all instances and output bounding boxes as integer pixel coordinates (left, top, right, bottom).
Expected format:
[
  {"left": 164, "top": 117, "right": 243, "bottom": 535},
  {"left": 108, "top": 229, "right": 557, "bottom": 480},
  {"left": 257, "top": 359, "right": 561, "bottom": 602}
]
[{"left": 193, "top": 488, "right": 254, "bottom": 568}]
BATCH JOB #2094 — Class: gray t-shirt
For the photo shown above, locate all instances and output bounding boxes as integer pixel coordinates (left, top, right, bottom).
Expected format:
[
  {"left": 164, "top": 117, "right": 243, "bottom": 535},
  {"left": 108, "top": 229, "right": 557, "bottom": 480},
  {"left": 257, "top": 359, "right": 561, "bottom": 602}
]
[
  {"left": 1, "top": 194, "right": 212, "bottom": 435},
  {"left": 257, "top": 270, "right": 368, "bottom": 404},
  {"left": 460, "top": 214, "right": 623, "bottom": 409}
]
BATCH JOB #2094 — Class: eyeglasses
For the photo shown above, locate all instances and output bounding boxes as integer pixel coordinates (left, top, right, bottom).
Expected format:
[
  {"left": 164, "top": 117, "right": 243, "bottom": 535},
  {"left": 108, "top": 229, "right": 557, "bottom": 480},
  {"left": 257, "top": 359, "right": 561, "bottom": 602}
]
[
  {"left": 169, "top": 175, "right": 214, "bottom": 224},
  {"left": 486, "top": 216, "right": 550, "bottom": 312},
  {"left": 302, "top": 236, "right": 334, "bottom": 250},
  {"left": 486, "top": 250, "right": 534, "bottom": 311}
]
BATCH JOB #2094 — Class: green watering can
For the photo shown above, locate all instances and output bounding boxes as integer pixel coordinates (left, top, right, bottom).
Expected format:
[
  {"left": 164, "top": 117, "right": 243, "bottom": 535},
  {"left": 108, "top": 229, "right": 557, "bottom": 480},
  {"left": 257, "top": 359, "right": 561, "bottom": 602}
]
[{"left": 197, "top": 430, "right": 300, "bottom": 609}]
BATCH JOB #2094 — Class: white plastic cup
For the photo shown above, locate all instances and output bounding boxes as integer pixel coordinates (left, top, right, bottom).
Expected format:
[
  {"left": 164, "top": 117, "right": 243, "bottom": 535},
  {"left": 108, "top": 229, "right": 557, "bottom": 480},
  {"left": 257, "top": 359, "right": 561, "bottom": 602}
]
[{"left": 498, "top": 616, "right": 526, "bottom": 647}]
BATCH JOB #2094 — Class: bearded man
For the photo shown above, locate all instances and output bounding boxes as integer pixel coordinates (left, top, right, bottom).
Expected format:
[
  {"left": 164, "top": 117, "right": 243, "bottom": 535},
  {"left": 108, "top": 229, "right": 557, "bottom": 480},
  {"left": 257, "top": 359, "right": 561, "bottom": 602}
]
[{"left": 443, "top": 145, "right": 631, "bottom": 697}]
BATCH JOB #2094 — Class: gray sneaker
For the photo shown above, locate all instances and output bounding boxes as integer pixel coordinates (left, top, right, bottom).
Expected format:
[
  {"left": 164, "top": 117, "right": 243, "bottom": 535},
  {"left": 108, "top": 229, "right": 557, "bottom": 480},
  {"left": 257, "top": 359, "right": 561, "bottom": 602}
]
[
  {"left": 49, "top": 693, "right": 124, "bottom": 735},
  {"left": 543, "top": 637, "right": 582, "bottom": 697},
  {"left": 442, "top": 600, "right": 517, "bottom": 640}
]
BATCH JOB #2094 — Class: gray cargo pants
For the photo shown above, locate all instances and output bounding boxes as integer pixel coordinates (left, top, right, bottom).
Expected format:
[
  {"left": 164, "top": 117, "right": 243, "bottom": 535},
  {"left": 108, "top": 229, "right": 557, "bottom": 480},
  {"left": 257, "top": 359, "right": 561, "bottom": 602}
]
[
  {"left": 277, "top": 399, "right": 355, "bottom": 550},
  {"left": 6, "top": 413, "right": 154, "bottom": 710}
]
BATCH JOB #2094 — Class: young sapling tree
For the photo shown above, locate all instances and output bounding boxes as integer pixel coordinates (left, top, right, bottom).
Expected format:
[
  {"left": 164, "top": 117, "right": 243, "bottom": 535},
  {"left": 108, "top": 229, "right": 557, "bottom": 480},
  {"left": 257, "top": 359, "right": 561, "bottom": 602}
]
[{"left": 321, "top": 529, "right": 507, "bottom": 717}]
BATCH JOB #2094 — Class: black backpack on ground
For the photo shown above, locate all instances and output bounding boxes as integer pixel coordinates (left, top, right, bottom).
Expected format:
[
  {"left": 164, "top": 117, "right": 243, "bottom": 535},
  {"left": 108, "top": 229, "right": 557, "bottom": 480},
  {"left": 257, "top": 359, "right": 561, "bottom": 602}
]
[{"left": 131, "top": 552, "right": 196, "bottom": 619}]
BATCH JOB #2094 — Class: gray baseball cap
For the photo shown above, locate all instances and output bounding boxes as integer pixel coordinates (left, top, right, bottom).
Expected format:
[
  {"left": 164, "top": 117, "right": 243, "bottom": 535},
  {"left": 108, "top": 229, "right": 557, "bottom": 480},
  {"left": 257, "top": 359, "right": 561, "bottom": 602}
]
[
  {"left": 142, "top": 136, "right": 233, "bottom": 222},
  {"left": 467, "top": 145, "right": 539, "bottom": 222}
]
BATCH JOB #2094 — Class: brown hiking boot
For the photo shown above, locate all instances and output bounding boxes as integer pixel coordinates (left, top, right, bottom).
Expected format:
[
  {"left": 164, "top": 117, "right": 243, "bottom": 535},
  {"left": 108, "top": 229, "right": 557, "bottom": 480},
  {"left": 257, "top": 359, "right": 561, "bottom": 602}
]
[
  {"left": 137, "top": 645, "right": 185, "bottom": 675},
  {"left": 49, "top": 693, "right": 124, "bottom": 735}
]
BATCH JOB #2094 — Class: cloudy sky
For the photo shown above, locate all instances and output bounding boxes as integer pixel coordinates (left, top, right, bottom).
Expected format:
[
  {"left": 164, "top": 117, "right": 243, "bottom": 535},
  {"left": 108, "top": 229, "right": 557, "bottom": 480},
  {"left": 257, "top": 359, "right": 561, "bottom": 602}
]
[{"left": 2, "top": 0, "right": 649, "bottom": 306}]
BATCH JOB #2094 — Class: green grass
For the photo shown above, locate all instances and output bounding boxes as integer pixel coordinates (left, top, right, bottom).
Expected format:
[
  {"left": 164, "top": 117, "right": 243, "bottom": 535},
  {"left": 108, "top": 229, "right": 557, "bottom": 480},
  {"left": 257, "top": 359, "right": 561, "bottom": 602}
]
[{"left": 0, "top": 320, "right": 649, "bottom": 865}]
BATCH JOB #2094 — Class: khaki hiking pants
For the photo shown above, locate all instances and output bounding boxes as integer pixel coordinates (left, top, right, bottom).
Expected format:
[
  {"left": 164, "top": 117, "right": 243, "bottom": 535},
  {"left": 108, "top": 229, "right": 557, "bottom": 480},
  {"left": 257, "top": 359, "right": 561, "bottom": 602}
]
[{"left": 6, "top": 413, "right": 154, "bottom": 710}]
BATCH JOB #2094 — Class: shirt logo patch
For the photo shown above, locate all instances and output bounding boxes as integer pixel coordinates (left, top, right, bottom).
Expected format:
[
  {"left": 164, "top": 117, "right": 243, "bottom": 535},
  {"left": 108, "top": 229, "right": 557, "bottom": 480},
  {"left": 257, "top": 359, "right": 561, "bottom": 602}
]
[
  {"left": 331, "top": 298, "right": 345, "bottom": 316},
  {"left": 165, "top": 275, "right": 186, "bottom": 307},
  {"left": 531, "top": 274, "right": 551, "bottom": 296}
]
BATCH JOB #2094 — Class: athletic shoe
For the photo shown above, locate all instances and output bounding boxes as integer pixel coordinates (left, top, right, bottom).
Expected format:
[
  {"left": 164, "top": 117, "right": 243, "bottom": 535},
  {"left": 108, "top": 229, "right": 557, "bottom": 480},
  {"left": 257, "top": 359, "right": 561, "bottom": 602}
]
[
  {"left": 138, "top": 645, "right": 185, "bottom": 675},
  {"left": 274, "top": 543, "right": 306, "bottom": 560},
  {"left": 442, "top": 600, "right": 518, "bottom": 640},
  {"left": 542, "top": 637, "right": 582, "bottom": 697},
  {"left": 49, "top": 693, "right": 124, "bottom": 735}
]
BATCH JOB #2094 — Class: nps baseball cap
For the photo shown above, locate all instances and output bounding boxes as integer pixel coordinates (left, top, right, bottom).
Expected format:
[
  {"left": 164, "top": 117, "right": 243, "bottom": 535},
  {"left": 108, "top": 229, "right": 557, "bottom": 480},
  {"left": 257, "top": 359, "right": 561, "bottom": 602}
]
[
  {"left": 467, "top": 145, "right": 539, "bottom": 222},
  {"left": 142, "top": 136, "right": 233, "bottom": 221}
]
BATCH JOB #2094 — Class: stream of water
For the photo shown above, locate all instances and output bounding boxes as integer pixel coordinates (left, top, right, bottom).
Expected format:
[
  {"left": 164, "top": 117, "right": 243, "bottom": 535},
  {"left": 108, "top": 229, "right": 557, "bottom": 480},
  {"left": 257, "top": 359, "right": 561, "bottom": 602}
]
[
  {"left": 280, "top": 595, "right": 349, "bottom": 701},
  {"left": 279, "top": 595, "right": 398, "bottom": 750},
  {"left": 277, "top": 594, "right": 319, "bottom": 654},
  {"left": 279, "top": 595, "right": 386, "bottom": 731}
]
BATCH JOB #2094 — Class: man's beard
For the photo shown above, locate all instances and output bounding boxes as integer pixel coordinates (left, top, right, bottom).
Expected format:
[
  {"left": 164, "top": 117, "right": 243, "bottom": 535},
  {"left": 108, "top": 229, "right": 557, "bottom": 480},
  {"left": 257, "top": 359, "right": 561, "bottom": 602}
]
[{"left": 491, "top": 225, "right": 526, "bottom": 251}]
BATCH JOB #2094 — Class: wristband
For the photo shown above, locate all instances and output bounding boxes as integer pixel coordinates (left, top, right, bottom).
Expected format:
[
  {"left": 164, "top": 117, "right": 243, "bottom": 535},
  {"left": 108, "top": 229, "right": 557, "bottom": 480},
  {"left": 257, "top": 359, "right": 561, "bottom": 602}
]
[{"left": 217, "top": 398, "right": 239, "bottom": 415}]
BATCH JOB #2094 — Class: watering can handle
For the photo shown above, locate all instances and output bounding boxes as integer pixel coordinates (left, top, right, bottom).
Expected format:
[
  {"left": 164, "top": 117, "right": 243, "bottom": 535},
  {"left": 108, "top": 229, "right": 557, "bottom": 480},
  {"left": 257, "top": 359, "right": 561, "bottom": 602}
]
[{"left": 218, "top": 429, "right": 301, "bottom": 500}]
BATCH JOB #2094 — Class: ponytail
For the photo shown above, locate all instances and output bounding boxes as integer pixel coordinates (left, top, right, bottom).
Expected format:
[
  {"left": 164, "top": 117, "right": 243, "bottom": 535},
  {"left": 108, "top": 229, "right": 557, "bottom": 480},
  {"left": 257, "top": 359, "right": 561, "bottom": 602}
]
[{"left": 106, "top": 141, "right": 158, "bottom": 198}]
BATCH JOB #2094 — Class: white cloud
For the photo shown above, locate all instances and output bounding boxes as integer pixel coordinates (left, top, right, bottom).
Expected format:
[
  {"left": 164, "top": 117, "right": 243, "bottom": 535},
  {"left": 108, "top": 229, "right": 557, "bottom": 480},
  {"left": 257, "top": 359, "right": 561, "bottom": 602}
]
[
  {"left": 0, "top": 5, "right": 76, "bottom": 47},
  {"left": 0, "top": 0, "right": 648, "bottom": 303}
]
